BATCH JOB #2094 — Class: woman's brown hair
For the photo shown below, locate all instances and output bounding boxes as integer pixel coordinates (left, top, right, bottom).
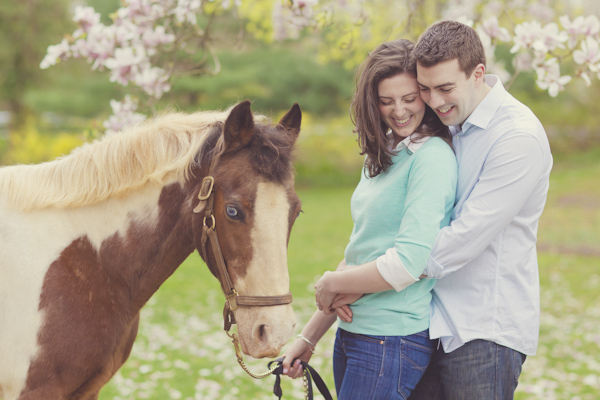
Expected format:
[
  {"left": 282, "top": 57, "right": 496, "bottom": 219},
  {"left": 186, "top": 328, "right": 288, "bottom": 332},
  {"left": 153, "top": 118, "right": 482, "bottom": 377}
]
[{"left": 351, "top": 39, "right": 451, "bottom": 178}]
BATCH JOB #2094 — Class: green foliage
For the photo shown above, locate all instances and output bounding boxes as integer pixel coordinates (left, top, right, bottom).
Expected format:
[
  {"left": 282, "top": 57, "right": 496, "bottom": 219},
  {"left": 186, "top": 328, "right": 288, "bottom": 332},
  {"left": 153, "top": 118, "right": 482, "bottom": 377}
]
[
  {"left": 169, "top": 44, "right": 354, "bottom": 116},
  {"left": 0, "top": 0, "right": 72, "bottom": 128},
  {"left": 292, "top": 113, "right": 363, "bottom": 188},
  {"left": 26, "top": 63, "right": 123, "bottom": 119}
]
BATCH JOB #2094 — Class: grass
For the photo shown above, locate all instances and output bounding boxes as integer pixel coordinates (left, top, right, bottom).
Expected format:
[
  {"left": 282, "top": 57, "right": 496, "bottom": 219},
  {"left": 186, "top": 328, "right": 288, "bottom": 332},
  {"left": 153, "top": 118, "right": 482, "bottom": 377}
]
[{"left": 91, "top": 148, "right": 599, "bottom": 399}]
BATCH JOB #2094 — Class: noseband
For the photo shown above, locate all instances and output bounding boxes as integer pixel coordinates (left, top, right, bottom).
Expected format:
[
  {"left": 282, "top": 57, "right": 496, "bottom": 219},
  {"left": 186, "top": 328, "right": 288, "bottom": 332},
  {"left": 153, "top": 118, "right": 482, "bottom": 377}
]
[{"left": 195, "top": 164, "right": 293, "bottom": 333}]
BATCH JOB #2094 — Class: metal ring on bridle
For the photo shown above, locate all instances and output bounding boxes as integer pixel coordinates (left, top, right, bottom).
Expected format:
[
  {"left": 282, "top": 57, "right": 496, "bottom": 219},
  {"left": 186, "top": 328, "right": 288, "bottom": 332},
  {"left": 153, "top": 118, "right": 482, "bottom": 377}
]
[{"left": 203, "top": 214, "right": 215, "bottom": 229}]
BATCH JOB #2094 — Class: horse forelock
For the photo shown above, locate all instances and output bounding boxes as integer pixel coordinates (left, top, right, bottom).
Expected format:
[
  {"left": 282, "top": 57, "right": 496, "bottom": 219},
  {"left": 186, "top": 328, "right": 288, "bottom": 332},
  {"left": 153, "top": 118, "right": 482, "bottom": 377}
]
[
  {"left": 0, "top": 110, "right": 235, "bottom": 211},
  {"left": 251, "top": 124, "right": 296, "bottom": 182},
  {"left": 196, "top": 116, "right": 296, "bottom": 184}
]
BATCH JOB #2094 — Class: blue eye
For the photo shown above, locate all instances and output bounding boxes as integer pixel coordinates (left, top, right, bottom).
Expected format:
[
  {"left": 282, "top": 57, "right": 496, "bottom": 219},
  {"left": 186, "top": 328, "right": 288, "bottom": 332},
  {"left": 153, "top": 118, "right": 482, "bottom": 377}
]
[{"left": 226, "top": 205, "right": 243, "bottom": 220}]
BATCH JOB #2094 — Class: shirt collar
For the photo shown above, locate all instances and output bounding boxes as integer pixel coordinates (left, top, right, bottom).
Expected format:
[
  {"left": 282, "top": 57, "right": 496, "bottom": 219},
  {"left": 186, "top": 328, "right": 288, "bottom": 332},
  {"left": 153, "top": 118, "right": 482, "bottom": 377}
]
[
  {"left": 458, "top": 75, "right": 507, "bottom": 133},
  {"left": 388, "top": 131, "right": 432, "bottom": 153}
]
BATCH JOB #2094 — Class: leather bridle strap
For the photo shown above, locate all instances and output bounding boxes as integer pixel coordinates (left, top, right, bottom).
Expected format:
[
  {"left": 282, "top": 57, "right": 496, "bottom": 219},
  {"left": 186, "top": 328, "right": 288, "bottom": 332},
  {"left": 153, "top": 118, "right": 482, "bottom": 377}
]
[
  {"left": 196, "top": 158, "right": 293, "bottom": 332},
  {"left": 204, "top": 223, "right": 293, "bottom": 330}
]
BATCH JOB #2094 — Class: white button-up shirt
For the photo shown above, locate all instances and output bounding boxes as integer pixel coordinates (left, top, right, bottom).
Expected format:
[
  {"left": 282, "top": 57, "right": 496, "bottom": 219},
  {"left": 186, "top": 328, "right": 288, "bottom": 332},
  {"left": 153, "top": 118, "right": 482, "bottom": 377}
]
[{"left": 425, "top": 75, "right": 553, "bottom": 356}]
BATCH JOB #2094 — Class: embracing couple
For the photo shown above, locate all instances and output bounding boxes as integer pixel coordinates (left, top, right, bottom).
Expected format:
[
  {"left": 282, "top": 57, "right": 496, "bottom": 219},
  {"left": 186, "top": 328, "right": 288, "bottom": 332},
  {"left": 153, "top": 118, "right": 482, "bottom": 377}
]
[{"left": 282, "top": 20, "right": 553, "bottom": 400}]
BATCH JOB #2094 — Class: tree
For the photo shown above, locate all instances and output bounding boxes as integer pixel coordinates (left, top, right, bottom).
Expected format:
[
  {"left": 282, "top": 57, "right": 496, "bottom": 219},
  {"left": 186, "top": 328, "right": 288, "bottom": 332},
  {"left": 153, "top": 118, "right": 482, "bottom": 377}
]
[
  {"left": 0, "top": 0, "right": 71, "bottom": 130},
  {"left": 39, "top": 0, "right": 600, "bottom": 132}
]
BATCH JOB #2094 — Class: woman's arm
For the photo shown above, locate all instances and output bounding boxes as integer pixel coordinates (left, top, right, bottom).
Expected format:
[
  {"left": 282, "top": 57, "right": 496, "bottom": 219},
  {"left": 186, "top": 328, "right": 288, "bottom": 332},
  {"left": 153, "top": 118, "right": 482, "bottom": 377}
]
[
  {"left": 315, "top": 260, "right": 393, "bottom": 314},
  {"left": 281, "top": 310, "right": 337, "bottom": 378}
]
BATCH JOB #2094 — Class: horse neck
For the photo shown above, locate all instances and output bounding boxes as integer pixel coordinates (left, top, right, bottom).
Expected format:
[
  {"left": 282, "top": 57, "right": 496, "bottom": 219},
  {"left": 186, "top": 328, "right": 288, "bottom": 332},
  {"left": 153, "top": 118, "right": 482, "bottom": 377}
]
[{"left": 86, "top": 181, "right": 196, "bottom": 311}]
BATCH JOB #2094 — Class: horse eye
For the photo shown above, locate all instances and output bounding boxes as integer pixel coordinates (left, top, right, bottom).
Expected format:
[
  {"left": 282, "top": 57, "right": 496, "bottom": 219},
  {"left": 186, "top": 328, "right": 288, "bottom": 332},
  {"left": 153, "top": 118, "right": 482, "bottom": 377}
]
[{"left": 226, "top": 205, "right": 240, "bottom": 219}]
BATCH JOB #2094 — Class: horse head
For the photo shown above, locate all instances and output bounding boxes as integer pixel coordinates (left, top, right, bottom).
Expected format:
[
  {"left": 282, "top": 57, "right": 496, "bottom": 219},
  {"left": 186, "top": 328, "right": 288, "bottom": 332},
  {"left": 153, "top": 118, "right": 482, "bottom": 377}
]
[{"left": 191, "top": 100, "right": 301, "bottom": 358}]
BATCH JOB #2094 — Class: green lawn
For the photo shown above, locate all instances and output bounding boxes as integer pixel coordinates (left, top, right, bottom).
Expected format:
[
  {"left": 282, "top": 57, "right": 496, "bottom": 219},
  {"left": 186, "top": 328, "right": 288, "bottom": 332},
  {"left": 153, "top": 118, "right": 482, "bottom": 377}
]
[{"left": 97, "top": 150, "right": 600, "bottom": 400}]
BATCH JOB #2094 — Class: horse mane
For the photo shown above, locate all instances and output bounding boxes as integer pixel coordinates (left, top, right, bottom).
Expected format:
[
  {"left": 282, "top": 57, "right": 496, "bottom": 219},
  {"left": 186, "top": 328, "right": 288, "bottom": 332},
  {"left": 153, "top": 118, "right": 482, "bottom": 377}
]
[{"left": 0, "top": 108, "right": 268, "bottom": 211}]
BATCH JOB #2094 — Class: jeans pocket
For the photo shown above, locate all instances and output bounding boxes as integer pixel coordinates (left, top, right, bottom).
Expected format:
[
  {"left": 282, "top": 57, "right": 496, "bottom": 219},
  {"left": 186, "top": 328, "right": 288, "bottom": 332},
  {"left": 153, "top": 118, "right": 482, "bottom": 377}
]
[
  {"left": 341, "top": 330, "right": 386, "bottom": 379},
  {"left": 344, "top": 331, "right": 386, "bottom": 345},
  {"left": 397, "top": 336, "right": 434, "bottom": 399}
]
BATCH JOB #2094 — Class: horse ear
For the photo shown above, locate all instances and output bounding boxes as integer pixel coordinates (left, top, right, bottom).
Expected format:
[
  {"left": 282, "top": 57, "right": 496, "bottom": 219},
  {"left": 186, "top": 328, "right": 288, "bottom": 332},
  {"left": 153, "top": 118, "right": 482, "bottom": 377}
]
[
  {"left": 278, "top": 103, "right": 302, "bottom": 135},
  {"left": 223, "top": 100, "right": 254, "bottom": 151}
]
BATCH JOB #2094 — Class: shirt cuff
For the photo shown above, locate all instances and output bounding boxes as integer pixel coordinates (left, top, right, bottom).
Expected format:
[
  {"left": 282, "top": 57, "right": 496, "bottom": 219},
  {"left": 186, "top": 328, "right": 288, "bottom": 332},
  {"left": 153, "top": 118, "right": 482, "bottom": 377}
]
[
  {"left": 424, "top": 255, "right": 445, "bottom": 279},
  {"left": 376, "top": 248, "right": 418, "bottom": 292}
]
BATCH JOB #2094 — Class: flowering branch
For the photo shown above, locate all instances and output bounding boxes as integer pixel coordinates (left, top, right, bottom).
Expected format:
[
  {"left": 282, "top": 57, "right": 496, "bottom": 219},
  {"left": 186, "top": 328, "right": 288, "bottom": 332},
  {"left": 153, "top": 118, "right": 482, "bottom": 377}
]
[{"left": 40, "top": 0, "right": 600, "bottom": 134}]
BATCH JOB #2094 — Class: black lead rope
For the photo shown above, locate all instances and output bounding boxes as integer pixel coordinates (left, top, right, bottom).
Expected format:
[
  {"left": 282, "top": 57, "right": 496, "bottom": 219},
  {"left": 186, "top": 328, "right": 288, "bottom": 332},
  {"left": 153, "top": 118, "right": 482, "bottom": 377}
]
[{"left": 268, "top": 358, "right": 333, "bottom": 400}]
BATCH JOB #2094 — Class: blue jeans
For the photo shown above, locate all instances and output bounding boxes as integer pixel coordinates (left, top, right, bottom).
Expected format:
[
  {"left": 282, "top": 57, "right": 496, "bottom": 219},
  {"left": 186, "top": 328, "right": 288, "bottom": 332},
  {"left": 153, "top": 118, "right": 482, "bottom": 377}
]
[
  {"left": 409, "top": 339, "right": 527, "bottom": 400},
  {"left": 333, "top": 328, "right": 435, "bottom": 400}
]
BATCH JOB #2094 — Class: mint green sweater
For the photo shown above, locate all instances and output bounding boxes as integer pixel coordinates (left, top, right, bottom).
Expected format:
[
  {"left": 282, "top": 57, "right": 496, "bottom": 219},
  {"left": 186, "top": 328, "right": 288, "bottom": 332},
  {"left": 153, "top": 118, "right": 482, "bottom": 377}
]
[{"left": 339, "top": 136, "right": 457, "bottom": 336}]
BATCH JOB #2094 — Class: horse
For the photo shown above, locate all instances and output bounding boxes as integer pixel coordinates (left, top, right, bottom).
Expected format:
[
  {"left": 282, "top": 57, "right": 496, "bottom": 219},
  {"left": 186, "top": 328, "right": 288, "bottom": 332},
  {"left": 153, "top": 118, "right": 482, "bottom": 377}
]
[{"left": 0, "top": 100, "right": 301, "bottom": 400}]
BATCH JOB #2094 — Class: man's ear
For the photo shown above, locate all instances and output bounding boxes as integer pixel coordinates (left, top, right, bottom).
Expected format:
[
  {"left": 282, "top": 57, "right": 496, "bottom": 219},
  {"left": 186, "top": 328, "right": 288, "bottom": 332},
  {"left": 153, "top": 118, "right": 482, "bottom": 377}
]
[{"left": 472, "top": 63, "right": 486, "bottom": 83}]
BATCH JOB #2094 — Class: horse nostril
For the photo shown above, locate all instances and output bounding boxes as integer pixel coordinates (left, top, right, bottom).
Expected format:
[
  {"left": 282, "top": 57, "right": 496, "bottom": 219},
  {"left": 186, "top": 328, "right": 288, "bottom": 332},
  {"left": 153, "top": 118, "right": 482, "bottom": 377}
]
[{"left": 256, "top": 324, "right": 271, "bottom": 343}]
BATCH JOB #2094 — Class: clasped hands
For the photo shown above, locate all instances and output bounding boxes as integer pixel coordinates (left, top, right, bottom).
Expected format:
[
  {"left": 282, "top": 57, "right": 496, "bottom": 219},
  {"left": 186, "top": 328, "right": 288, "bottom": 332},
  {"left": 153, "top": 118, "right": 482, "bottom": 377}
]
[{"left": 314, "top": 259, "right": 361, "bottom": 323}]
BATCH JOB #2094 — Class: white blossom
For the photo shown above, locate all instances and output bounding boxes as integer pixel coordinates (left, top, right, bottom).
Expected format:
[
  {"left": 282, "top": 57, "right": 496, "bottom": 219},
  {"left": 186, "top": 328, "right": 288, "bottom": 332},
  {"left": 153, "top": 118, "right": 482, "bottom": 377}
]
[
  {"left": 573, "top": 37, "right": 600, "bottom": 71},
  {"left": 535, "top": 59, "right": 572, "bottom": 97},
  {"left": 103, "top": 95, "right": 147, "bottom": 133},
  {"left": 511, "top": 21, "right": 544, "bottom": 53},
  {"left": 481, "top": 16, "right": 512, "bottom": 42},
  {"left": 40, "top": 39, "right": 70, "bottom": 69},
  {"left": 40, "top": 0, "right": 600, "bottom": 133}
]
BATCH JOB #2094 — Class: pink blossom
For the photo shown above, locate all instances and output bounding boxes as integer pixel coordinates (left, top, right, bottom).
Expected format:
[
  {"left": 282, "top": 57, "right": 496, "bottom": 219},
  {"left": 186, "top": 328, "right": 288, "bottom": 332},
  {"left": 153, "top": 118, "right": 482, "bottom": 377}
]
[
  {"left": 39, "top": 0, "right": 600, "bottom": 134},
  {"left": 533, "top": 23, "right": 568, "bottom": 54},
  {"left": 560, "top": 15, "right": 600, "bottom": 48},
  {"left": 573, "top": 37, "right": 600, "bottom": 72},
  {"left": 513, "top": 52, "right": 534, "bottom": 72},
  {"left": 511, "top": 21, "right": 544, "bottom": 53},
  {"left": 535, "top": 59, "right": 572, "bottom": 97},
  {"left": 103, "top": 96, "right": 147, "bottom": 133},
  {"left": 134, "top": 66, "right": 171, "bottom": 98},
  {"left": 526, "top": 3, "right": 555, "bottom": 23},
  {"left": 172, "top": 0, "right": 201, "bottom": 24},
  {"left": 481, "top": 16, "right": 512, "bottom": 42},
  {"left": 142, "top": 25, "right": 176, "bottom": 49},
  {"left": 72, "top": 6, "right": 101, "bottom": 34},
  {"left": 105, "top": 47, "right": 147, "bottom": 85},
  {"left": 40, "top": 39, "right": 70, "bottom": 69}
]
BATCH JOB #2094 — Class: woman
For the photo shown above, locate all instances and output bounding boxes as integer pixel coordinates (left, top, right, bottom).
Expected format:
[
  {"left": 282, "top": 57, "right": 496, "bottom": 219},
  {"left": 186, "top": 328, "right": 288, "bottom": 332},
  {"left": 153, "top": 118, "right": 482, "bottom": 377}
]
[{"left": 282, "top": 39, "right": 457, "bottom": 399}]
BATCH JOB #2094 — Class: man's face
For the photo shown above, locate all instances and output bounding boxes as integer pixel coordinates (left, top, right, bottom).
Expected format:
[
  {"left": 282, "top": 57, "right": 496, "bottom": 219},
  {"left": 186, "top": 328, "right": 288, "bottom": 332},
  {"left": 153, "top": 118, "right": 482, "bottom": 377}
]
[{"left": 416, "top": 59, "right": 481, "bottom": 127}]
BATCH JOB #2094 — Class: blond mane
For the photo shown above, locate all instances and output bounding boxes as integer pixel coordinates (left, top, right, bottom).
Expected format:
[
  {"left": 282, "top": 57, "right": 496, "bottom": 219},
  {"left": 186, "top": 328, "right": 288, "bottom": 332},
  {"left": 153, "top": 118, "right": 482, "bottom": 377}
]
[{"left": 0, "top": 109, "right": 242, "bottom": 211}]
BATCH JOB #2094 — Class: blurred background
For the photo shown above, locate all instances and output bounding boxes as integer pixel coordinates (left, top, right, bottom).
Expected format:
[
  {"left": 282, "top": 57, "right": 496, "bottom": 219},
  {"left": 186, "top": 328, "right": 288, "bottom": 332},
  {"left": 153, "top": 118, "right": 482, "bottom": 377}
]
[{"left": 1, "top": 0, "right": 599, "bottom": 399}]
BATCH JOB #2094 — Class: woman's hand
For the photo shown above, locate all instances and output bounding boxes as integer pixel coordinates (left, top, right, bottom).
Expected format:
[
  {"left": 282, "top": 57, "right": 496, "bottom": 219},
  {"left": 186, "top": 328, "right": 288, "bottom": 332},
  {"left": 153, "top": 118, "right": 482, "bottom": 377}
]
[
  {"left": 281, "top": 337, "right": 314, "bottom": 379},
  {"left": 336, "top": 259, "right": 348, "bottom": 271},
  {"left": 332, "top": 293, "right": 362, "bottom": 323},
  {"left": 315, "top": 271, "right": 337, "bottom": 314}
]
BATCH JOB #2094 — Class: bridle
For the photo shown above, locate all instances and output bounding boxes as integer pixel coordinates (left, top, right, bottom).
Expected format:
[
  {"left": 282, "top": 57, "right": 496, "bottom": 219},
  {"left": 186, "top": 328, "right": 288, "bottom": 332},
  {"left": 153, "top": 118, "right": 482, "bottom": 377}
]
[
  {"left": 193, "top": 152, "right": 293, "bottom": 378},
  {"left": 194, "top": 165, "right": 293, "bottom": 331},
  {"left": 190, "top": 135, "right": 332, "bottom": 400}
]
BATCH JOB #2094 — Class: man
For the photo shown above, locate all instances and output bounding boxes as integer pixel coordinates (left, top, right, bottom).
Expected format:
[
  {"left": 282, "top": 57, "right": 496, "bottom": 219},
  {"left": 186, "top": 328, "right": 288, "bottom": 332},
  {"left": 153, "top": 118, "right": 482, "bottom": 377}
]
[{"left": 409, "top": 21, "right": 553, "bottom": 399}]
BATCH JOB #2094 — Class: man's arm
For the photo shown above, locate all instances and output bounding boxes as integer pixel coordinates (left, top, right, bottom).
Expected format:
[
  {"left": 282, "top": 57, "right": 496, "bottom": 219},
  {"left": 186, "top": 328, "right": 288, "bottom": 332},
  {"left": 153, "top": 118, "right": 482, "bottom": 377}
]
[{"left": 425, "top": 133, "right": 546, "bottom": 279}]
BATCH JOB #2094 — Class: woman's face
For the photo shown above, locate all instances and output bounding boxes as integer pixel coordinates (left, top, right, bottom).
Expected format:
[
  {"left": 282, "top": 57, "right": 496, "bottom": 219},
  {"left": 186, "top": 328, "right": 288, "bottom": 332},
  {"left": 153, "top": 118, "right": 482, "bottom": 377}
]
[{"left": 377, "top": 73, "right": 426, "bottom": 140}]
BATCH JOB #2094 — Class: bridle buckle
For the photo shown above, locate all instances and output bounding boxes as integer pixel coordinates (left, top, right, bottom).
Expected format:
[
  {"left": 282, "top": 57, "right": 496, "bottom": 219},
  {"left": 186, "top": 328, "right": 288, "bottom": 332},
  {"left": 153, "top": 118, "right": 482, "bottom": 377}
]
[
  {"left": 226, "top": 289, "right": 239, "bottom": 312},
  {"left": 197, "top": 176, "right": 214, "bottom": 200}
]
